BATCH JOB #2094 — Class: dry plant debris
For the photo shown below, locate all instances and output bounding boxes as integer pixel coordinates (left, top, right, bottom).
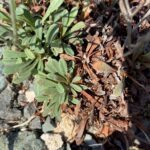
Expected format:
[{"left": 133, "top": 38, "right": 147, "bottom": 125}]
[{"left": 53, "top": 113, "right": 79, "bottom": 142}]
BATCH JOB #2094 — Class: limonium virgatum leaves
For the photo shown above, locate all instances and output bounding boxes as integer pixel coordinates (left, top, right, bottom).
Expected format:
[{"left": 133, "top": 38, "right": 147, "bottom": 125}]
[
  {"left": 34, "top": 58, "right": 87, "bottom": 117},
  {"left": 0, "top": 0, "right": 86, "bottom": 118}
]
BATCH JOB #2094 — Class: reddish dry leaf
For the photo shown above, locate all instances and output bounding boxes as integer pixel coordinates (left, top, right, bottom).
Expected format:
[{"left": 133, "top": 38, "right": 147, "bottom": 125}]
[
  {"left": 106, "top": 47, "right": 114, "bottom": 61},
  {"left": 83, "top": 63, "right": 99, "bottom": 84},
  {"left": 114, "top": 41, "right": 124, "bottom": 59},
  {"left": 81, "top": 1, "right": 95, "bottom": 19},
  {"left": 83, "top": 6, "right": 92, "bottom": 19},
  {"left": 98, "top": 123, "right": 110, "bottom": 138},
  {"left": 108, "top": 119, "right": 129, "bottom": 132},
  {"left": 86, "top": 35, "right": 101, "bottom": 56},
  {"left": 74, "top": 104, "right": 81, "bottom": 117},
  {"left": 81, "top": 91, "right": 96, "bottom": 104},
  {"left": 16, "top": 0, "right": 21, "bottom": 4},
  {"left": 92, "top": 60, "right": 116, "bottom": 76},
  {"left": 75, "top": 116, "right": 88, "bottom": 145},
  {"left": 32, "top": 5, "right": 41, "bottom": 12}
]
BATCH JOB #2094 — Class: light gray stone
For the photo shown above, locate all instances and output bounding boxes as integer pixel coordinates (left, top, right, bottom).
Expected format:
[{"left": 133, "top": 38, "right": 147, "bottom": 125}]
[
  {"left": 29, "top": 116, "right": 42, "bottom": 130},
  {"left": 0, "top": 134, "right": 9, "bottom": 150},
  {"left": 12, "top": 131, "right": 46, "bottom": 150},
  {"left": 0, "top": 86, "right": 21, "bottom": 120},
  {"left": 17, "top": 93, "right": 27, "bottom": 105},
  {"left": 0, "top": 131, "right": 47, "bottom": 150},
  {"left": 42, "top": 117, "right": 55, "bottom": 133},
  {"left": 0, "top": 76, "right": 7, "bottom": 92},
  {"left": 23, "top": 103, "right": 36, "bottom": 119}
]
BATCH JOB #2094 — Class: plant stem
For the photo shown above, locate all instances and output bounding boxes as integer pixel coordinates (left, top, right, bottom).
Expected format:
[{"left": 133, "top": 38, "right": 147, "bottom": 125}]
[
  {"left": 124, "top": 0, "right": 132, "bottom": 19},
  {"left": 9, "top": 0, "right": 17, "bottom": 47},
  {"left": 126, "top": 22, "right": 132, "bottom": 50}
]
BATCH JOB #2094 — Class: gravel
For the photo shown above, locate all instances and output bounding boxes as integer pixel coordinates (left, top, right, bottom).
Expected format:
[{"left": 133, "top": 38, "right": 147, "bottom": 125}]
[
  {"left": 0, "top": 86, "right": 21, "bottom": 121},
  {"left": 0, "top": 131, "right": 46, "bottom": 150},
  {"left": 23, "top": 103, "right": 36, "bottom": 119},
  {"left": 29, "top": 116, "right": 42, "bottom": 130}
]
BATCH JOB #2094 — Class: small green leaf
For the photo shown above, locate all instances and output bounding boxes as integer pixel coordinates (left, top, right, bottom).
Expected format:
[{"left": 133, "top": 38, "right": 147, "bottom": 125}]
[
  {"left": 62, "top": 9, "right": 69, "bottom": 36},
  {"left": 62, "top": 7, "right": 78, "bottom": 36},
  {"left": 1, "top": 58, "right": 17, "bottom": 65},
  {"left": 13, "top": 59, "right": 38, "bottom": 84},
  {"left": 63, "top": 43, "right": 74, "bottom": 56},
  {"left": 53, "top": 8, "right": 68, "bottom": 22},
  {"left": 0, "top": 25, "right": 10, "bottom": 37},
  {"left": 65, "top": 94, "right": 69, "bottom": 102},
  {"left": 71, "top": 88, "right": 77, "bottom": 97},
  {"left": 58, "top": 59, "right": 68, "bottom": 76},
  {"left": 80, "top": 85, "right": 88, "bottom": 90},
  {"left": 37, "top": 59, "right": 44, "bottom": 71},
  {"left": 33, "top": 76, "right": 56, "bottom": 101},
  {"left": 69, "top": 37, "right": 83, "bottom": 45},
  {"left": 71, "top": 83, "right": 83, "bottom": 92},
  {"left": 45, "top": 58, "right": 59, "bottom": 74},
  {"left": 46, "top": 73, "right": 55, "bottom": 80},
  {"left": 71, "top": 98, "right": 80, "bottom": 104},
  {"left": 3, "top": 49, "right": 26, "bottom": 59},
  {"left": 36, "top": 95, "right": 50, "bottom": 102},
  {"left": 59, "top": 92, "right": 66, "bottom": 104},
  {"left": 51, "top": 88, "right": 61, "bottom": 98},
  {"left": 34, "top": 76, "right": 56, "bottom": 94},
  {"left": 16, "top": 4, "right": 35, "bottom": 28},
  {"left": 29, "top": 35, "right": 37, "bottom": 45},
  {"left": 72, "top": 76, "right": 81, "bottom": 83},
  {"left": 42, "top": 101, "right": 52, "bottom": 117},
  {"left": 48, "top": 73, "right": 66, "bottom": 83},
  {"left": 16, "top": 5, "right": 24, "bottom": 15},
  {"left": 36, "top": 72, "right": 47, "bottom": 78},
  {"left": 21, "top": 37, "right": 29, "bottom": 46},
  {"left": 49, "top": 88, "right": 60, "bottom": 100},
  {"left": 67, "top": 7, "right": 78, "bottom": 28},
  {"left": 30, "top": 44, "right": 45, "bottom": 54},
  {"left": 56, "top": 83, "right": 65, "bottom": 93},
  {"left": 68, "top": 61, "right": 75, "bottom": 74},
  {"left": 25, "top": 49, "right": 35, "bottom": 59},
  {"left": 51, "top": 47, "right": 63, "bottom": 56},
  {"left": 51, "top": 39, "right": 63, "bottom": 56},
  {"left": 42, "top": 0, "right": 64, "bottom": 23},
  {"left": 13, "top": 70, "right": 31, "bottom": 84},
  {"left": 66, "top": 21, "right": 86, "bottom": 36},
  {"left": 0, "top": 9, "right": 10, "bottom": 20},
  {"left": 53, "top": 74, "right": 67, "bottom": 83},
  {"left": 46, "top": 24, "right": 59, "bottom": 43},
  {"left": 16, "top": 58, "right": 23, "bottom": 64},
  {"left": 35, "top": 19, "right": 43, "bottom": 41},
  {"left": 3, "top": 60, "right": 33, "bottom": 75},
  {"left": 53, "top": 102, "right": 61, "bottom": 119}
]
